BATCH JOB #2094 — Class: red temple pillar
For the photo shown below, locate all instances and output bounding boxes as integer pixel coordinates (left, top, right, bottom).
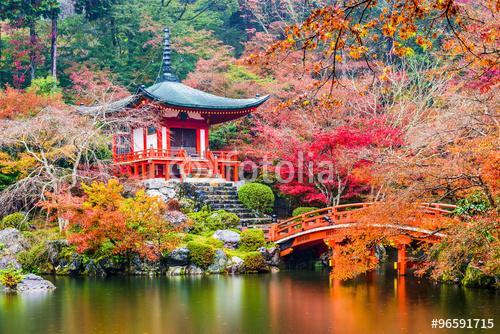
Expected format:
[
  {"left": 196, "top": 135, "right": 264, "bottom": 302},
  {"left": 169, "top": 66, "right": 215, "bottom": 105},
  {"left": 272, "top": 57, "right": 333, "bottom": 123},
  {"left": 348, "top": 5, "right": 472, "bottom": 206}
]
[
  {"left": 164, "top": 163, "right": 170, "bottom": 180},
  {"left": 233, "top": 164, "right": 239, "bottom": 182},
  {"left": 221, "top": 164, "right": 226, "bottom": 180},
  {"left": 150, "top": 161, "right": 155, "bottom": 179}
]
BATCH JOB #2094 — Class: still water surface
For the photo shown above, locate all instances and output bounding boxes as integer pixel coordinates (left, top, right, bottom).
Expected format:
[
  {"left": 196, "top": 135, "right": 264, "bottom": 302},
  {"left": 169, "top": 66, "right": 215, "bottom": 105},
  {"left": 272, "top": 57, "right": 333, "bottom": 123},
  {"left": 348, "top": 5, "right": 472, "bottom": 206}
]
[{"left": 0, "top": 269, "right": 498, "bottom": 334}]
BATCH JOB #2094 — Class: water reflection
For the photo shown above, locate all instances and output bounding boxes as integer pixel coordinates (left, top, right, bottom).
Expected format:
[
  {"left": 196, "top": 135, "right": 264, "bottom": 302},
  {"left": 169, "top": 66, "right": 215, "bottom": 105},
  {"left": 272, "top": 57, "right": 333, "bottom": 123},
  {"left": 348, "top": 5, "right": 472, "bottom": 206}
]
[{"left": 0, "top": 270, "right": 498, "bottom": 334}]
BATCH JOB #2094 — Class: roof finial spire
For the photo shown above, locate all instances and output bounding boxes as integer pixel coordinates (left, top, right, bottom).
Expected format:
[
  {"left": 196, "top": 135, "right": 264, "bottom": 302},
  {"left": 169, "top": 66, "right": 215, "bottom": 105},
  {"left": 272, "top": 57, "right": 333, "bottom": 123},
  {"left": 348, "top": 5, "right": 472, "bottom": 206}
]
[{"left": 159, "top": 27, "right": 178, "bottom": 82}]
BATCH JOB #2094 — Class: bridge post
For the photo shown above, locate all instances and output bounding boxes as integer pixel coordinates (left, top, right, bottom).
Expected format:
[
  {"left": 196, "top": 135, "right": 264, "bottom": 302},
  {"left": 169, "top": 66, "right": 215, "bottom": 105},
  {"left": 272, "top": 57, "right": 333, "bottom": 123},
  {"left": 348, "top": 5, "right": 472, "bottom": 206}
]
[
  {"left": 325, "top": 237, "right": 343, "bottom": 268},
  {"left": 391, "top": 236, "right": 411, "bottom": 276},
  {"left": 268, "top": 224, "right": 276, "bottom": 241},
  {"left": 397, "top": 244, "right": 407, "bottom": 276}
]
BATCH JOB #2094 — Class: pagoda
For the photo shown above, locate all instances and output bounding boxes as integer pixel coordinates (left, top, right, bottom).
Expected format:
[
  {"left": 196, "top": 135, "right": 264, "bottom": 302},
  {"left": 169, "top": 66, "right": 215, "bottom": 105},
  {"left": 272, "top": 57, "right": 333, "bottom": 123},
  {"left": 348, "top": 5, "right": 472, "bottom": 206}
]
[{"left": 111, "top": 28, "right": 269, "bottom": 182}]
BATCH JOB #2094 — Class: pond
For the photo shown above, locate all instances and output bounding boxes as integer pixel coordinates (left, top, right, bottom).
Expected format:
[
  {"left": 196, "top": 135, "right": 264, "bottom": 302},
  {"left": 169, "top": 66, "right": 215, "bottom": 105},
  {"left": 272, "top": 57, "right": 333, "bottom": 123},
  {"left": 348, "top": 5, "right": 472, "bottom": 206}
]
[{"left": 0, "top": 268, "right": 498, "bottom": 334}]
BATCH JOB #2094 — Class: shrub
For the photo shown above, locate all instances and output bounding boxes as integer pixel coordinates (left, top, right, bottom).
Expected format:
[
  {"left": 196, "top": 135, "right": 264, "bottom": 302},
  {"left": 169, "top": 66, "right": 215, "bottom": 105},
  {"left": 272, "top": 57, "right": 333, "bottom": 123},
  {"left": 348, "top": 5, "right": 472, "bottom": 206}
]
[
  {"left": 17, "top": 242, "right": 49, "bottom": 274},
  {"left": 239, "top": 229, "right": 266, "bottom": 252},
  {"left": 243, "top": 252, "right": 268, "bottom": 273},
  {"left": 188, "top": 209, "right": 239, "bottom": 234},
  {"left": 179, "top": 198, "right": 196, "bottom": 213},
  {"left": 1, "top": 212, "right": 29, "bottom": 231},
  {"left": 27, "top": 76, "right": 61, "bottom": 96},
  {"left": 188, "top": 209, "right": 212, "bottom": 234},
  {"left": 454, "top": 192, "right": 492, "bottom": 216},
  {"left": 206, "top": 210, "right": 240, "bottom": 230},
  {"left": 187, "top": 241, "right": 215, "bottom": 269},
  {"left": 462, "top": 265, "right": 495, "bottom": 288},
  {"left": 17, "top": 228, "right": 61, "bottom": 273},
  {"left": 0, "top": 267, "right": 24, "bottom": 289},
  {"left": 166, "top": 199, "right": 181, "bottom": 211},
  {"left": 292, "top": 207, "right": 319, "bottom": 217},
  {"left": 238, "top": 183, "right": 275, "bottom": 214}
]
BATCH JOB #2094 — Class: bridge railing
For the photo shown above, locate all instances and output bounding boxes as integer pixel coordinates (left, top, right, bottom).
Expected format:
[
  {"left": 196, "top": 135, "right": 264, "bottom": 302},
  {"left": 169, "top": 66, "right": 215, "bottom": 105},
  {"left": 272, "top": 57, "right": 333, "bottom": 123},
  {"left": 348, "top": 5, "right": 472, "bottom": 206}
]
[{"left": 268, "top": 202, "right": 456, "bottom": 242}]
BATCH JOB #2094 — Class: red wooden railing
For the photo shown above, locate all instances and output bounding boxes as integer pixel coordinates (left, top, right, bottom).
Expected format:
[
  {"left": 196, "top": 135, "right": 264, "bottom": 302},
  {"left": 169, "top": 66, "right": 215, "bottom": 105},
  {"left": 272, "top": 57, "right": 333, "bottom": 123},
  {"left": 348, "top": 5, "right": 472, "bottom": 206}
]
[
  {"left": 113, "top": 149, "right": 184, "bottom": 163},
  {"left": 211, "top": 150, "right": 239, "bottom": 161},
  {"left": 206, "top": 150, "right": 219, "bottom": 176},
  {"left": 112, "top": 148, "right": 241, "bottom": 181},
  {"left": 268, "top": 202, "right": 457, "bottom": 242},
  {"left": 113, "top": 148, "right": 239, "bottom": 163}
]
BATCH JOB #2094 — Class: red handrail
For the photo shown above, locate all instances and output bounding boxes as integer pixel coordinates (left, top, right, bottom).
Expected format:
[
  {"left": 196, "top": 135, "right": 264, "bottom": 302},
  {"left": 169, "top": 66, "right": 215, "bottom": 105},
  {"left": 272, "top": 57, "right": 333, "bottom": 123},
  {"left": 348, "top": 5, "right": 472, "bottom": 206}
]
[
  {"left": 113, "top": 149, "right": 184, "bottom": 163},
  {"left": 269, "top": 202, "right": 457, "bottom": 242},
  {"left": 177, "top": 148, "right": 192, "bottom": 178},
  {"left": 207, "top": 150, "right": 219, "bottom": 176},
  {"left": 113, "top": 149, "right": 239, "bottom": 163},
  {"left": 211, "top": 150, "right": 239, "bottom": 161}
]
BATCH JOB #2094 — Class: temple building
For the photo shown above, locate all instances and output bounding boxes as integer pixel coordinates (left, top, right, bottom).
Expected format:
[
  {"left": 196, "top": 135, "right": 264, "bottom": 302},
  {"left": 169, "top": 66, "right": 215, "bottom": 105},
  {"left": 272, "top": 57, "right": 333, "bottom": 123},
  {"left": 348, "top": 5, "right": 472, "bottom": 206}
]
[{"left": 110, "top": 28, "right": 269, "bottom": 182}]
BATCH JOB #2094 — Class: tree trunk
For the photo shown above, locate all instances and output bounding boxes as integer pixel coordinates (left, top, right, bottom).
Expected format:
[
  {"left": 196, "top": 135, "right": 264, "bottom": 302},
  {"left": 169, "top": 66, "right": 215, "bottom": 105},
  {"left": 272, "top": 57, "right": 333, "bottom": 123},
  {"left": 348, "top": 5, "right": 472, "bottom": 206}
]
[
  {"left": 50, "top": 12, "right": 58, "bottom": 79},
  {"left": 110, "top": 17, "right": 117, "bottom": 47},
  {"left": 29, "top": 21, "right": 36, "bottom": 81}
]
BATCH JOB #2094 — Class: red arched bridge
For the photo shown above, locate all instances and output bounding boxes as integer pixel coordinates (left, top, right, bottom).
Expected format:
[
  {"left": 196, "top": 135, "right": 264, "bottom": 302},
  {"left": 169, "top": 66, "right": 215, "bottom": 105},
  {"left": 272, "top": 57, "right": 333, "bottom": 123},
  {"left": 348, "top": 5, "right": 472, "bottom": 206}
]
[{"left": 265, "top": 202, "right": 457, "bottom": 275}]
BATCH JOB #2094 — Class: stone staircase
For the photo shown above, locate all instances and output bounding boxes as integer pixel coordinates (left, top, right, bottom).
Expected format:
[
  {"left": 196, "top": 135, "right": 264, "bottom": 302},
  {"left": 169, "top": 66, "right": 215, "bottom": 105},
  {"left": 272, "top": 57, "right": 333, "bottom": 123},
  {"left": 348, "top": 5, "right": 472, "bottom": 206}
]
[
  {"left": 193, "top": 182, "right": 272, "bottom": 226},
  {"left": 189, "top": 160, "right": 213, "bottom": 178}
]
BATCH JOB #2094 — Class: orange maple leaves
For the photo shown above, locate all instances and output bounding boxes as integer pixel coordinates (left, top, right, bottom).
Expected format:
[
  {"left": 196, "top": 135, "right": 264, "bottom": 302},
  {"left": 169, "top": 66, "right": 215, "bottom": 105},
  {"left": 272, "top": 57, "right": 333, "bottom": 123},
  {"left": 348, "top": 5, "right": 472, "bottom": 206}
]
[
  {"left": 41, "top": 180, "right": 181, "bottom": 261},
  {"left": 262, "top": 0, "right": 498, "bottom": 83},
  {"left": 0, "top": 85, "right": 62, "bottom": 120}
]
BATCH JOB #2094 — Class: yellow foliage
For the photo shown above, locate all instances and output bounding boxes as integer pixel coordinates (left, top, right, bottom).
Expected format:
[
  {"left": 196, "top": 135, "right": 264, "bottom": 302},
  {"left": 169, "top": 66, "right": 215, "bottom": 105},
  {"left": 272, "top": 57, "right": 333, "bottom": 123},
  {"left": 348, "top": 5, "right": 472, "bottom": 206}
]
[
  {"left": 348, "top": 46, "right": 369, "bottom": 59},
  {"left": 82, "top": 179, "right": 124, "bottom": 210}
]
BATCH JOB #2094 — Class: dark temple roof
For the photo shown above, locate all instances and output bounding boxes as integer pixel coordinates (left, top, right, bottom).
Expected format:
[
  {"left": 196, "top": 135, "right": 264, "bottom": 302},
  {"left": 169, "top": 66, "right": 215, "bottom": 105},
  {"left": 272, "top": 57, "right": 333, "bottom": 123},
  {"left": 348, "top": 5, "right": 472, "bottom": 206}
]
[
  {"left": 75, "top": 28, "right": 269, "bottom": 120},
  {"left": 137, "top": 27, "right": 269, "bottom": 112},
  {"left": 138, "top": 81, "right": 269, "bottom": 111}
]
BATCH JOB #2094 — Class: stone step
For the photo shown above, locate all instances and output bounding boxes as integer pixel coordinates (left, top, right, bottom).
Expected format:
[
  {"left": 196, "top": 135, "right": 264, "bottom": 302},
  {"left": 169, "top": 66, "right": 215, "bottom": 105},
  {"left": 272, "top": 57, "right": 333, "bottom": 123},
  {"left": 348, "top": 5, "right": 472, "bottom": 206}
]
[
  {"left": 209, "top": 203, "right": 247, "bottom": 209},
  {"left": 209, "top": 211, "right": 255, "bottom": 219},
  {"left": 195, "top": 185, "right": 234, "bottom": 190},
  {"left": 205, "top": 199, "right": 240, "bottom": 204},
  {"left": 201, "top": 190, "right": 238, "bottom": 195},
  {"left": 190, "top": 183, "right": 272, "bottom": 225},
  {"left": 239, "top": 217, "right": 273, "bottom": 225},
  {"left": 196, "top": 187, "right": 237, "bottom": 192},
  {"left": 191, "top": 171, "right": 212, "bottom": 175},
  {"left": 217, "top": 207, "right": 254, "bottom": 213},
  {"left": 209, "top": 208, "right": 252, "bottom": 215},
  {"left": 194, "top": 184, "right": 234, "bottom": 190},
  {"left": 203, "top": 195, "right": 239, "bottom": 201}
]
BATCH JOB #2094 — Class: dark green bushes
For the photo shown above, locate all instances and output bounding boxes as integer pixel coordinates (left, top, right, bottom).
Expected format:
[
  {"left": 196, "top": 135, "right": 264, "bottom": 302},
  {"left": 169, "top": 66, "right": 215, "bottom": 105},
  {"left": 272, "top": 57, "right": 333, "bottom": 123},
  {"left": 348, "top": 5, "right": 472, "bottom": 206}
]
[
  {"left": 238, "top": 183, "right": 275, "bottom": 214},
  {"left": 239, "top": 229, "right": 266, "bottom": 252},
  {"left": 187, "top": 241, "right": 215, "bottom": 269}
]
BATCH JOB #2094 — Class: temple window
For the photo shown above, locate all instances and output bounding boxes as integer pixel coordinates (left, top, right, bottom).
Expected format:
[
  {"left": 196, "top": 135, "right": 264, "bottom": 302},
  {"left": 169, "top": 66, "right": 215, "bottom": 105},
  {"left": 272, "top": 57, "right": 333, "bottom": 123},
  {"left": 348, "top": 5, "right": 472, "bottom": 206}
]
[{"left": 147, "top": 126, "right": 156, "bottom": 135}]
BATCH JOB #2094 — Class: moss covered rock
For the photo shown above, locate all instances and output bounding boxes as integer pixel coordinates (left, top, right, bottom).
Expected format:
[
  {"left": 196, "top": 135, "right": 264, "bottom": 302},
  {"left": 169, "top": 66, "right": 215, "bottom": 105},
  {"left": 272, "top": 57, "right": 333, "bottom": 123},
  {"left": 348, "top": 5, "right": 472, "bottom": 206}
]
[
  {"left": 188, "top": 209, "right": 240, "bottom": 233},
  {"left": 1, "top": 212, "right": 29, "bottom": 231},
  {"left": 239, "top": 229, "right": 266, "bottom": 252},
  {"left": 187, "top": 241, "right": 215, "bottom": 269},
  {"left": 462, "top": 265, "right": 495, "bottom": 288},
  {"left": 243, "top": 252, "right": 268, "bottom": 273}
]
